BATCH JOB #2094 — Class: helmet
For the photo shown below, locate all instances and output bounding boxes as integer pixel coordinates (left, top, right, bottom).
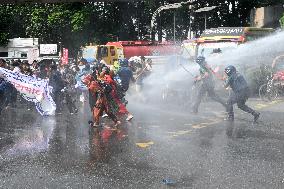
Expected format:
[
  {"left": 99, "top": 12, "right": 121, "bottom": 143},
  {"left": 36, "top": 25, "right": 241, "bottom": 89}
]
[
  {"left": 84, "top": 64, "right": 90, "bottom": 70},
  {"left": 119, "top": 58, "right": 129, "bottom": 67},
  {"left": 224, "top": 65, "right": 236, "bottom": 76},
  {"left": 80, "top": 58, "right": 87, "bottom": 64},
  {"left": 50, "top": 64, "right": 57, "bottom": 71},
  {"left": 196, "top": 56, "right": 206, "bottom": 65}
]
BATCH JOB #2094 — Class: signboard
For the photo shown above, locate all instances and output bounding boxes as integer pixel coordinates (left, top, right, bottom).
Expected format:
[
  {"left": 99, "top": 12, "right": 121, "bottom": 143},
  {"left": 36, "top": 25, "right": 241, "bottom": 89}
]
[
  {"left": 202, "top": 27, "right": 244, "bottom": 37},
  {"left": 8, "top": 38, "right": 38, "bottom": 48},
  {"left": 40, "top": 44, "right": 58, "bottom": 55},
  {"left": 61, "top": 48, "right": 68, "bottom": 65},
  {"left": 27, "top": 48, "right": 39, "bottom": 64}
]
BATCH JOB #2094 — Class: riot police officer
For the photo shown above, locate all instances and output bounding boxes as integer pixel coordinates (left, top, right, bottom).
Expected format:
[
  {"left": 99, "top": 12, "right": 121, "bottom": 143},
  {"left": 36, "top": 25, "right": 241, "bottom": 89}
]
[
  {"left": 224, "top": 65, "right": 260, "bottom": 123},
  {"left": 192, "top": 56, "right": 227, "bottom": 113}
]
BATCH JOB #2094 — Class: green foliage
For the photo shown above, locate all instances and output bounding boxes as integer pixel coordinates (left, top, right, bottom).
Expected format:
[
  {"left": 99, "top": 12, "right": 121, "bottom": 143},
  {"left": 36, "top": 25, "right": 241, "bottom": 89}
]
[
  {"left": 280, "top": 13, "right": 284, "bottom": 28},
  {"left": 0, "top": 1, "right": 281, "bottom": 56}
]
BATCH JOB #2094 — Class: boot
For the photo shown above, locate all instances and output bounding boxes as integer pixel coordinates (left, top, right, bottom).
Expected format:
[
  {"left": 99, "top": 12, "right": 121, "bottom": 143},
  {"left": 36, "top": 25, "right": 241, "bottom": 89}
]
[
  {"left": 224, "top": 114, "right": 234, "bottom": 121},
  {"left": 253, "top": 112, "right": 260, "bottom": 123}
]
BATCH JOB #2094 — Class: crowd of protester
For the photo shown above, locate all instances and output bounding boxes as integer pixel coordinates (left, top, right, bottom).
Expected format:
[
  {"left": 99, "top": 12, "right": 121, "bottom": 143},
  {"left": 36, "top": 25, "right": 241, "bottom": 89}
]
[{"left": 0, "top": 57, "right": 152, "bottom": 126}]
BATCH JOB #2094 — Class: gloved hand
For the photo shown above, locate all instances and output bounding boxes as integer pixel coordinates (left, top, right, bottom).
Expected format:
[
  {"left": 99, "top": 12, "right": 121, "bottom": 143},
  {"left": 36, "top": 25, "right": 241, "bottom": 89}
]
[{"left": 61, "top": 87, "right": 67, "bottom": 92}]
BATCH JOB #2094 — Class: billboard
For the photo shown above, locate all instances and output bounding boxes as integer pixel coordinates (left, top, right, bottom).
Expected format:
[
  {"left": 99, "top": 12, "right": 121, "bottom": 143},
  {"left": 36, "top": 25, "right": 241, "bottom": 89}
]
[
  {"left": 40, "top": 44, "right": 58, "bottom": 55},
  {"left": 201, "top": 28, "right": 245, "bottom": 37}
]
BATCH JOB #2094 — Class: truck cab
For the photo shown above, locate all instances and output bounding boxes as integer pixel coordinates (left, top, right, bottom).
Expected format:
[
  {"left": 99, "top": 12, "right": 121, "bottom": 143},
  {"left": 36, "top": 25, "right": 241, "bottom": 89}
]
[{"left": 80, "top": 45, "right": 124, "bottom": 65}]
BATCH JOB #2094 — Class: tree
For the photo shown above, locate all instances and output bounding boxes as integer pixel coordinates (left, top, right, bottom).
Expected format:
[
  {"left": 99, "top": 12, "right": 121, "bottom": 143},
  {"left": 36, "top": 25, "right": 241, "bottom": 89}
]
[
  {"left": 0, "top": 0, "right": 282, "bottom": 56},
  {"left": 280, "top": 13, "right": 284, "bottom": 28}
]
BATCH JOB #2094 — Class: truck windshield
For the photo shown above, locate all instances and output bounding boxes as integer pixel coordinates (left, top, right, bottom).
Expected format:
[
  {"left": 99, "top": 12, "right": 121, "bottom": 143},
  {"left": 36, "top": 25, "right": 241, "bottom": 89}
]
[
  {"left": 82, "top": 47, "right": 97, "bottom": 61},
  {"left": 98, "top": 46, "right": 108, "bottom": 58},
  {"left": 197, "top": 42, "right": 238, "bottom": 57}
]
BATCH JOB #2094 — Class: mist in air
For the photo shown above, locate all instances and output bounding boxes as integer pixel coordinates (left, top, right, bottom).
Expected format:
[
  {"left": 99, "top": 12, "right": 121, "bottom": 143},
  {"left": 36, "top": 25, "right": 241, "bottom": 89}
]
[{"left": 129, "top": 30, "right": 284, "bottom": 109}]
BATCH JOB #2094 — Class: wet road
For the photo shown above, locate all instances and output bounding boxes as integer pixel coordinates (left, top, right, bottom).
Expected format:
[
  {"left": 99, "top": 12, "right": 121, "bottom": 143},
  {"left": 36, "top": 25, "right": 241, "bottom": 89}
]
[{"left": 0, "top": 98, "right": 284, "bottom": 188}]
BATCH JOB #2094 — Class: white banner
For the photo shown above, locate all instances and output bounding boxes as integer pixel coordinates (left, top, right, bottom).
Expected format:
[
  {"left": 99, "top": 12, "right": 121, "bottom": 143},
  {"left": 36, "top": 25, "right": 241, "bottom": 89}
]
[
  {"left": 28, "top": 48, "right": 39, "bottom": 64},
  {"left": 40, "top": 44, "right": 57, "bottom": 55},
  {"left": 0, "top": 68, "right": 56, "bottom": 116}
]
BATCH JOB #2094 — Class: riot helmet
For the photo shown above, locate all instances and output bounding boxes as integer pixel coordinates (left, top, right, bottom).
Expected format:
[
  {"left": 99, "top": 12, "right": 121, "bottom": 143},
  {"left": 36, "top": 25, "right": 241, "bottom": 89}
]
[
  {"left": 119, "top": 58, "right": 129, "bottom": 67},
  {"left": 196, "top": 56, "right": 206, "bottom": 65},
  {"left": 224, "top": 65, "right": 236, "bottom": 76}
]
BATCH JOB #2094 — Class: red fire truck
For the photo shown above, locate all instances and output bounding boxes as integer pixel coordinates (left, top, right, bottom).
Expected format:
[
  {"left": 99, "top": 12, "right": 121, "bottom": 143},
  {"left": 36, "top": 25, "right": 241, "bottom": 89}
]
[{"left": 80, "top": 40, "right": 180, "bottom": 65}]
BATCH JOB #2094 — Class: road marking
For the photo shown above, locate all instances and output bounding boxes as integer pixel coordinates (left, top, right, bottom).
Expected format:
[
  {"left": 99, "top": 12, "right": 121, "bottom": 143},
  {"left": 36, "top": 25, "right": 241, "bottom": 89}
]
[
  {"left": 255, "top": 104, "right": 268, "bottom": 109},
  {"left": 136, "top": 141, "right": 154, "bottom": 148},
  {"left": 192, "top": 124, "right": 207, "bottom": 129},
  {"left": 169, "top": 130, "right": 193, "bottom": 138},
  {"left": 184, "top": 123, "right": 192, "bottom": 126},
  {"left": 254, "top": 100, "right": 284, "bottom": 110},
  {"left": 168, "top": 100, "right": 283, "bottom": 139}
]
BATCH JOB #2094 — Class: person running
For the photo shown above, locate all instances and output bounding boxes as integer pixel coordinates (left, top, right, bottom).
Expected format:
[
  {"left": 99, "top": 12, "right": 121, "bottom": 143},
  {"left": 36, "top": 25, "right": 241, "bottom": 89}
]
[
  {"left": 192, "top": 56, "right": 227, "bottom": 114},
  {"left": 224, "top": 65, "right": 260, "bottom": 123},
  {"left": 83, "top": 73, "right": 121, "bottom": 127},
  {"left": 102, "top": 67, "right": 134, "bottom": 121}
]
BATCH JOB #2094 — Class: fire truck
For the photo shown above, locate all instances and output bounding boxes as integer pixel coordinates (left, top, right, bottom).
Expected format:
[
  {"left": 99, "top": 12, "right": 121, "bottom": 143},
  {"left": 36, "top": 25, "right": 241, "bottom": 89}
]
[{"left": 80, "top": 40, "right": 180, "bottom": 65}]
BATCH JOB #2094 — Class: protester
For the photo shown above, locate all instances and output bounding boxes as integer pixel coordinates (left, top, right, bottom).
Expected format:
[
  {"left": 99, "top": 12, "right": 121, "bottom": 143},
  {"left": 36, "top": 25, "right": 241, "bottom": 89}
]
[
  {"left": 11, "top": 61, "right": 21, "bottom": 73},
  {"left": 76, "top": 59, "right": 91, "bottom": 103},
  {"left": 117, "top": 58, "right": 135, "bottom": 92},
  {"left": 49, "top": 64, "right": 65, "bottom": 114},
  {"left": 61, "top": 64, "right": 78, "bottom": 114},
  {"left": 22, "top": 61, "right": 33, "bottom": 76},
  {"left": 83, "top": 73, "right": 121, "bottom": 127},
  {"left": 101, "top": 66, "right": 134, "bottom": 121}
]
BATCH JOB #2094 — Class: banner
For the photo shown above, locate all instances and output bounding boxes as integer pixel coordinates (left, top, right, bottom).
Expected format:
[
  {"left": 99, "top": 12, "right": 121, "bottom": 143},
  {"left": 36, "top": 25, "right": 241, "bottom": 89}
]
[
  {"left": 40, "top": 44, "right": 58, "bottom": 55},
  {"left": 61, "top": 48, "right": 68, "bottom": 65},
  {"left": 27, "top": 48, "right": 39, "bottom": 64},
  {"left": 0, "top": 68, "right": 56, "bottom": 116}
]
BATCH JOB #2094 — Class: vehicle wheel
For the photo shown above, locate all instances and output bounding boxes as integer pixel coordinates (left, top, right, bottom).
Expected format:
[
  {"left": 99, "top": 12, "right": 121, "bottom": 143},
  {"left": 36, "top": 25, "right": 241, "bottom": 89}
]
[{"left": 259, "top": 84, "right": 279, "bottom": 101}]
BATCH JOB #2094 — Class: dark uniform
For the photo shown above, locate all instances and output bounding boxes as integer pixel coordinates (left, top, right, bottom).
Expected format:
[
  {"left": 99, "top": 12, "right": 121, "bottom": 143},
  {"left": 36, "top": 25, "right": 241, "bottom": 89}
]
[
  {"left": 62, "top": 67, "right": 78, "bottom": 114},
  {"left": 49, "top": 65, "right": 65, "bottom": 114},
  {"left": 192, "top": 57, "right": 227, "bottom": 113},
  {"left": 224, "top": 65, "right": 260, "bottom": 122}
]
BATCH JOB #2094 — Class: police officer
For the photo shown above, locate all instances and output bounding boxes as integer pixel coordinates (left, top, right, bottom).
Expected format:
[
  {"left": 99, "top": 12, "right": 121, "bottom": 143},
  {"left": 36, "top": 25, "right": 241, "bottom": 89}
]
[
  {"left": 192, "top": 56, "right": 227, "bottom": 113},
  {"left": 224, "top": 65, "right": 260, "bottom": 122}
]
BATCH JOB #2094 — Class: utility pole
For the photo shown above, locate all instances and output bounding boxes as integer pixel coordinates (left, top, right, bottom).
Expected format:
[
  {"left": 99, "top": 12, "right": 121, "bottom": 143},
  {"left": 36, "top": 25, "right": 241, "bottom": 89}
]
[
  {"left": 195, "top": 6, "right": 217, "bottom": 30},
  {"left": 174, "top": 11, "right": 176, "bottom": 43},
  {"left": 151, "top": 0, "right": 196, "bottom": 41}
]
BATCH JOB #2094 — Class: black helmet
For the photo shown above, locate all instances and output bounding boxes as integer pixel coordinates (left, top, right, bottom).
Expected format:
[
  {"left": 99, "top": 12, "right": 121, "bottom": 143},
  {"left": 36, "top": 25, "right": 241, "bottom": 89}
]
[
  {"left": 196, "top": 56, "right": 206, "bottom": 65},
  {"left": 224, "top": 65, "right": 236, "bottom": 76},
  {"left": 50, "top": 64, "right": 57, "bottom": 71},
  {"left": 119, "top": 58, "right": 129, "bottom": 67}
]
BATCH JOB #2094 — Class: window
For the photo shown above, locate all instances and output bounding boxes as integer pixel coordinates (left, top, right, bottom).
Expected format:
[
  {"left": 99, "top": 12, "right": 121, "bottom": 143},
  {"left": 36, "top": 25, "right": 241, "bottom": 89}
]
[
  {"left": 110, "top": 46, "right": 116, "bottom": 56},
  {"left": 0, "top": 52, "right": 8, "bottom": 57},
  {"left": 21, "top": 53, "right": 27, "bottom": 57}
]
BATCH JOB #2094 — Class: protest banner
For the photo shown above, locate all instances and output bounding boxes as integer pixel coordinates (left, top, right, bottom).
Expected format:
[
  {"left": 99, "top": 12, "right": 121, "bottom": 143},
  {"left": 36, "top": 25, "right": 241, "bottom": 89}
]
[{"left": 0, "top": 68, "right": 56, "bottom": 116}]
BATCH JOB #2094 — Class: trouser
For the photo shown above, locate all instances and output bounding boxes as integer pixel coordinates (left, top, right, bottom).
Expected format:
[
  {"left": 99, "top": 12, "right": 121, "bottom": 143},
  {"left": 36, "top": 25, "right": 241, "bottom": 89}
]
[
  {"left": 65, "top": 93, "right": 77, "bottom": 113},
  {"left": 89, "top": 90, "right": 97, "bottom": 111},
  {"left": 0, "top": 92, "right": 5, "bottom": 113},
  {"left": 227, "top": 90, "right": 257, "bottom": 118},
  {"left": 6, "top": 84, "right": 17, "bottom": 106},
  {"left": 93, "top": 96, "right": 118, "bottom": 125},
  {"left": 53, "top": 90, "right": 63, "bottom": 113},
  {"left": 192, "top": 85, "right": 227, "bottom": 112}
]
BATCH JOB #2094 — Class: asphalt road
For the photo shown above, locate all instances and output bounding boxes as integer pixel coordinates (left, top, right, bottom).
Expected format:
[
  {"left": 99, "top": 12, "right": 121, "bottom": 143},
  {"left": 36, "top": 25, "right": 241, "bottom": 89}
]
[{"left": 0, "top": 97, "right": 283, "bottom": 189}]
